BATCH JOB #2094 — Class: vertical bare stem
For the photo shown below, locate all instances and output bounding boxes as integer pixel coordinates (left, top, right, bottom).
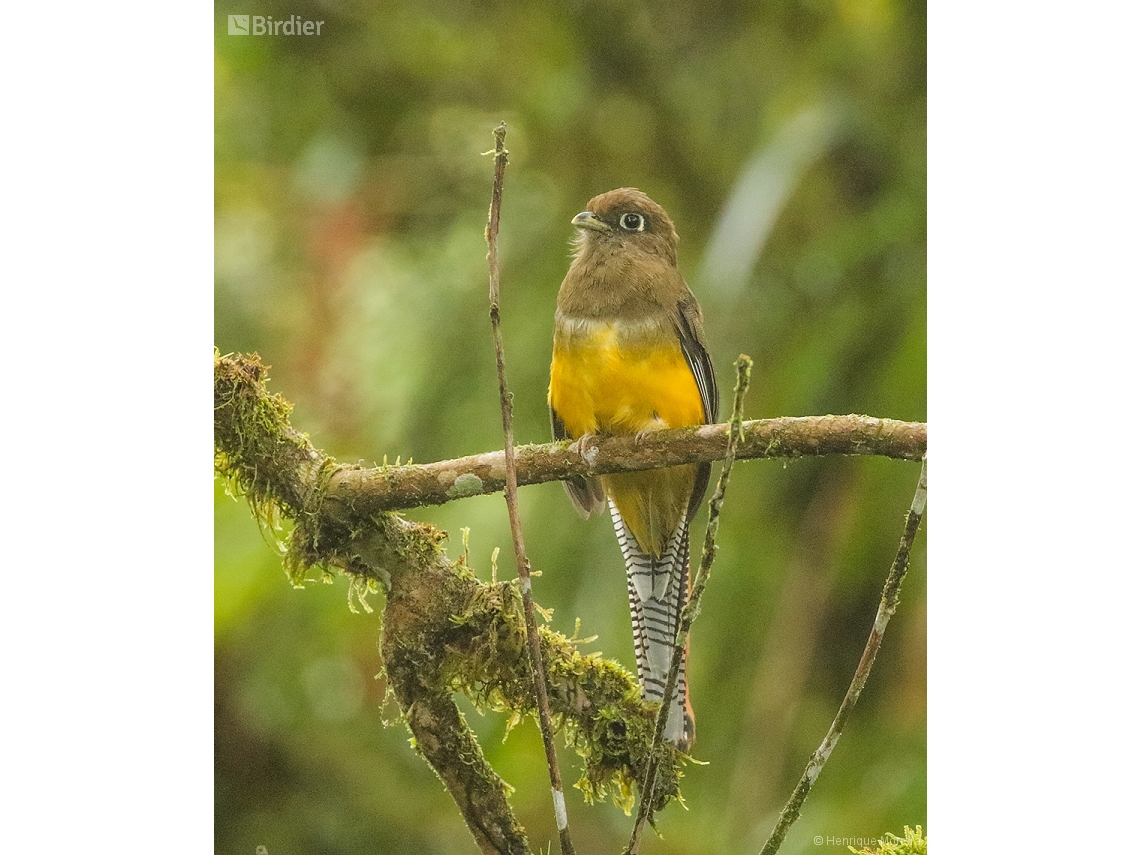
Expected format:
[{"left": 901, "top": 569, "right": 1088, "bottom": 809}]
[
  {"left": 759, "top": 456, "right": 928, "bottom": 855},
  {"left": 626, "top": 355, "right": 753, "bottom": 855},
  {"left": 485, "top": 122, "right": 576, "bottom": 855}
]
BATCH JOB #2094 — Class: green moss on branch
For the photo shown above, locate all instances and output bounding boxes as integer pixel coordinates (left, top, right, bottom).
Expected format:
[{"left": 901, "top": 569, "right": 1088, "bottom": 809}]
[{"left": 214, "top": 351, "right": 685, "bottom": 852}]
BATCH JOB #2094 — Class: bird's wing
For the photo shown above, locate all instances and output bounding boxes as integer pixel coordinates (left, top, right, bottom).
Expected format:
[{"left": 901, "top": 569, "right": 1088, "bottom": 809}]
[
  {"left": 674, "top": 297, "right": 719, "bottom": 425},
  {"left": 550, "top": 406, "right": 606, "bottom": 517},
  {"left": 611, "top": 499, "right": 694, "bottom": 750},
  {"left": 673, "top": 296, "right": 720, "bottom": 520}
]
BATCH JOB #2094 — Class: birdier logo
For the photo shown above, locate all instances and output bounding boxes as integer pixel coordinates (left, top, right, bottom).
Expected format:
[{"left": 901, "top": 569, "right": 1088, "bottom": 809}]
[{"left": 227, "top": 14, "right": 324, "bottom": 36}]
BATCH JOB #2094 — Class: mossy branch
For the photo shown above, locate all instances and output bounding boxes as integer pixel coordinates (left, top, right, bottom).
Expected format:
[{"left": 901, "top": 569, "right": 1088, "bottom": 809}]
[
  {"left": 215, "top": 349, "right": 927, "bottom": 853},
  {"left": 214, "top": 351, "right": 684, "bottom": 855}
]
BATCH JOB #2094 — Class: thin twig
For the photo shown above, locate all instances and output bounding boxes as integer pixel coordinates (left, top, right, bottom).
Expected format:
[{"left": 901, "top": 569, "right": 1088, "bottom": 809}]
[
  {"left": 485, "top": 122, "right": 576, "bottom": 855},
  {"left": 626, "top": 354, "right": 754, "bottom": 855},
  {"left": 759, "top": 456, "right": 928, "bottom": 855}
]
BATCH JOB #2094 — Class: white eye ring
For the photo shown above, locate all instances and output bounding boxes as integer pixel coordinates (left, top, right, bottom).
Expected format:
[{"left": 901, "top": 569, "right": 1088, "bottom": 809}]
[{"left": 619, "top": 212, "right": 645, "bottom": 232}]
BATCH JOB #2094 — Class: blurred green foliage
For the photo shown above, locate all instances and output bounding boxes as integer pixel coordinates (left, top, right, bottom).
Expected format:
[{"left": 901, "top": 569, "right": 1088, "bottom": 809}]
[{"left": 215, "top": 0, "right": 925, "bottom": 852}]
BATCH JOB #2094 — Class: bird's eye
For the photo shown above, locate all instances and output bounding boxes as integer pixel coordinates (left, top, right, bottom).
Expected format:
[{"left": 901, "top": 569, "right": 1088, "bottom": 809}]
[{"left": 619, "top": 212, "right": 645, "bottom": 232}]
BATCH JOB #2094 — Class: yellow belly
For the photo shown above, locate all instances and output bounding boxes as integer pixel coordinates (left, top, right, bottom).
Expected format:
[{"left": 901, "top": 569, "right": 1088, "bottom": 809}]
[
  {"left": 549, "top": 321, "right": 704, "bottom": 556},
  {"left": 549, "top": 323, "right": 703, "bottom": 435}
]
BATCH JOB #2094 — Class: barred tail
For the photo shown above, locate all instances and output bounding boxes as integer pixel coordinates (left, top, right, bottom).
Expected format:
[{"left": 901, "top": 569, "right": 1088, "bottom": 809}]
[{"left": 610, "top": 501, "right": 695, "bottom": 751}]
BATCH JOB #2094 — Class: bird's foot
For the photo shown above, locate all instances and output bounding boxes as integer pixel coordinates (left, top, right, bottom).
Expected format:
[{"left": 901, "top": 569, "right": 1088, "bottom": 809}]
[
  {"left": 633, "top": 417, "right": 669, "bottom": 446},
  {"left": 570, "top": 432, "right": 596, "bottom": 464}
]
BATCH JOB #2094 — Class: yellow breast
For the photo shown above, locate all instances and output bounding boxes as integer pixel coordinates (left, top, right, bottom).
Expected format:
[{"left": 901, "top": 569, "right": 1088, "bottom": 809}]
[
  {"left": 548, "top": 320, "right": 703, "bottom": 438},
  {"left": 548, "top": 318, "right": 704, "bottom": 556}
]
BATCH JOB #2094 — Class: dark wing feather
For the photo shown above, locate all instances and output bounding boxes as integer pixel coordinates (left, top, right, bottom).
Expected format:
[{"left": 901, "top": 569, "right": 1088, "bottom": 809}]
[
  {"left": 551, "top": 406, "right": 605, "bottom": 517},
  {"left": 674, "top": 297, "right": 720, "bottom": 521},
  {"left": 675, "top": 298, "right": 719, "bottom": 424}
]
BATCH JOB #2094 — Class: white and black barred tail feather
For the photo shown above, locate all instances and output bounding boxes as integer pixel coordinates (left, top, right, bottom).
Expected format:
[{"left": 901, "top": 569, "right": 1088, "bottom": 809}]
[{"left": 610, "top": 501, "right": 692, "bottom": 749}]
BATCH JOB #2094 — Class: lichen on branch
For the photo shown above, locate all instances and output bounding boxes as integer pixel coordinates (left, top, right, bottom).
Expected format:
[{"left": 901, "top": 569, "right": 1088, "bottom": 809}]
[{"left": 214, "top": 351, "right": 685, "bottom": 854}]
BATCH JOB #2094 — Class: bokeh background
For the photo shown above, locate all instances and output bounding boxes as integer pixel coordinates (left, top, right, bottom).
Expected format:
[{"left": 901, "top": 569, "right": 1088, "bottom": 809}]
[{"left": 214, "top": 1, "right": 926, "bottom": 853}]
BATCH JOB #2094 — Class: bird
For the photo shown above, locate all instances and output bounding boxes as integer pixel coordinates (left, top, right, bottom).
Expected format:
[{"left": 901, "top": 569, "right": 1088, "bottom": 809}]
[{"left": 547, "top": 188, "right": 718, "bottom": 752}]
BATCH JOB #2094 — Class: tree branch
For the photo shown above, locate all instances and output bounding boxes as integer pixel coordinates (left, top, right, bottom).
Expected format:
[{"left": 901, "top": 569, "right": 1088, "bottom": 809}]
[
  {"left": 325, "top": 414, "right": 925, "bottom": 514},
  {"left": 215, "top": 349, "right": 927, "bottom": 852},
  {"left": 214, "top": 350, "right": 684, "bottom": 854}
]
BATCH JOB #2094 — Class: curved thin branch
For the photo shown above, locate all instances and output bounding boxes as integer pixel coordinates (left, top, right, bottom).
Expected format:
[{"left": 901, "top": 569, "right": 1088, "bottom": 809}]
[
  {"left": 759, "top": 457, "right": 928, "bottom": 855},
  {"left": 484, "top": 122, "right": 575, "bottom": 855},
  {"left": 327, "top": 414, "right": 926, "bottom": 514},
  {"left": 627, "top": 355, "right": 753, "bottom": 854}
]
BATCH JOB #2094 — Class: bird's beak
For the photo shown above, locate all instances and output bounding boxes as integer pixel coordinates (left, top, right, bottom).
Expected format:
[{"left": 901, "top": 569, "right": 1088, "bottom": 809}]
[{"left": 571, "top": 211, "right": 611, "bottom": 233}]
